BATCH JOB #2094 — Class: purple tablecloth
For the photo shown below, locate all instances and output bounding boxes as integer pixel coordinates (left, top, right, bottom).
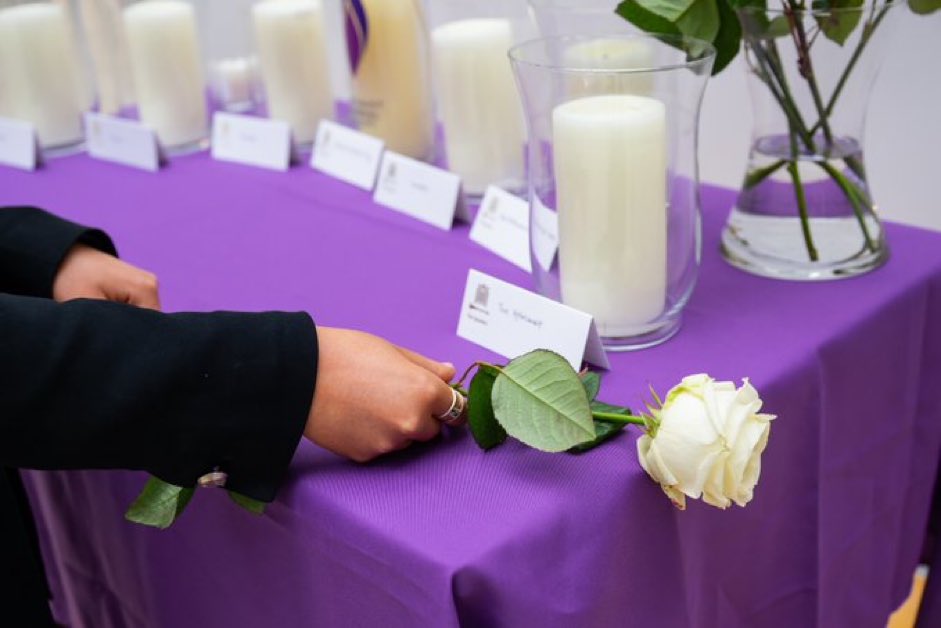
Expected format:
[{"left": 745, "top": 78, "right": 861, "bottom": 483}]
[{"left": 4, "top": 153, "right": 941, "bottom": 628}]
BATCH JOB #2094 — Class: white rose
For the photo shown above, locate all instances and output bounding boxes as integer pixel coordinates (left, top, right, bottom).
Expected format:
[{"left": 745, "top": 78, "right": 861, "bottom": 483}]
[{"left": 636, "top": 374, "right": 776, "bottom": 510}]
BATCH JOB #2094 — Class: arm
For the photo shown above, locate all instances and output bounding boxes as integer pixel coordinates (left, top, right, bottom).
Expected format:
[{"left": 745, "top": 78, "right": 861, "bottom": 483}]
[{"left": 0, "top": 294, "right": 316, "bottom": 502}]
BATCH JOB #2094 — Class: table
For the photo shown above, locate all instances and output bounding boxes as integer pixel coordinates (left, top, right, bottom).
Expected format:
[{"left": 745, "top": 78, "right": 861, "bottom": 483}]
[{"left": 4, "top": 152, "right": 941, "bottom": 628}]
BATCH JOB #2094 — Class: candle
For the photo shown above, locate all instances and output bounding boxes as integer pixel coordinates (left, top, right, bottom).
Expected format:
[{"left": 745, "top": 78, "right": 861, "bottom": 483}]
[
  {"left": 209, "top": 56, "right": 255, "bottom": 112},
  {"left": 123, "top": 0, "right": 207, "bottom": 149},
  {"left": 552, "top": 94, "right": 667, "bottom": 336},
  {"left": 345, "top": 0, "right": 434, "bottom": 160},
  {"left": 563, "top": 38, "right": 654, "bottom": 98},
  {"left": 252, "top": 0, "right": 333, "bottom": 145},
  {"left": 0, "top": 3, "right": 84, "bottom": 149},
  {"left": 431, "top": 18, "right": 525, "bottom": 196}
]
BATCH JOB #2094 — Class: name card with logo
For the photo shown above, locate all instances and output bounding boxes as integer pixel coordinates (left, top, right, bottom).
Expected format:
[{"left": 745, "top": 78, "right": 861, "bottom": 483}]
[
  {"left": 85, "top": 113, "right": 159, "bottom": 172},
  {"left": 532, "top": 197, "right": 559, "bottom": 271},
  {"left": 211, "top": 112, "right": 291, "bottom": 171},
  {"left": 469, "top": 186, "right": 531, "bottom": 272},
  {"left": 310, "top": 119, "right": 384, "bottom": 190},
  {"left": 0, "top": 117, "right": 39, "bottom": 170},
  {"left": 457, "top": 269, "right": 610, "bottom": 370},
  {"left": 373, "top": 151, "right": 467, "bottom": 230}
]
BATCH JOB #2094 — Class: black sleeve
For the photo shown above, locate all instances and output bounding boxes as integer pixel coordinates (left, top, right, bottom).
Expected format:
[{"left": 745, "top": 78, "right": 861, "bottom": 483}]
[
  {"left": 0, "top": 294, "right": 318, "bottom": 502},
  {"left": 0, "top": 206, "right": 117, "bottom": 298}
]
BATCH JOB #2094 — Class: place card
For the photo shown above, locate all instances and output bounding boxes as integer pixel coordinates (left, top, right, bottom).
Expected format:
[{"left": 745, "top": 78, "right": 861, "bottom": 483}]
[
  {"left": 310, "top": 119, "right": 384, "bottom": 190},
  {"left": 85, "top": 112, "right": 159, "bottom": 172},
  {"left": 532, "top": 197, "right": 559, "bottom": 271},
  {"left": 373, "top": 150, "right": 468, "bottom": 230},
  {"left": 0, "top": 116, "right": 39, "bottom": 170},
  {"left": 457, "top": 269, "right": 610, "bottom": 370},
  {"left": 469, "top": 186, "right": 532, "bottom": 272},
  {"left": 211, "top": 112, "right": 291, "bottom": 171}
]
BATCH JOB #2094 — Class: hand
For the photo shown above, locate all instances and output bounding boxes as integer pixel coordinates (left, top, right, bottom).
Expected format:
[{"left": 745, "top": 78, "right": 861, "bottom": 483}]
[
  {"left": 305, "top": 327, "right": 463, "bottom": 463},
  {"left": 53, "top": 244, "right": 161, "bottom": 310}
]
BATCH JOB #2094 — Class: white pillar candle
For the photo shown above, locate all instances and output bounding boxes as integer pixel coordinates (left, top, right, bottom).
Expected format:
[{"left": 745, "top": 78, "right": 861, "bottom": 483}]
[
  {"left": 123, "top": 0, "right": 207, "bottom": 148},
  {"left": 347, "top": 0, "right": 434, "bottom": 160},
  {"left": 431, "top": 18, "right": 525, "bottom": 196},
  {"left": 563, "top": 38, "right": 654, "bottom": 98},
  {"left": 553, "top": 94, "right": 667, "bottom": 336},
  {"left": 252, "top": 0, "right": 333, "bottom": 145},
  {"left": 0, "top": 3, "right": 84, "bottom": 148}
]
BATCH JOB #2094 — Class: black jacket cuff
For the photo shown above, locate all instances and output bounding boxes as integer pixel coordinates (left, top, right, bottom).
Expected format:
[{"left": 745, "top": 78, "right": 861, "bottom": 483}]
[{"left": 0, "top": 206, "right": 117, "bottom": 298}]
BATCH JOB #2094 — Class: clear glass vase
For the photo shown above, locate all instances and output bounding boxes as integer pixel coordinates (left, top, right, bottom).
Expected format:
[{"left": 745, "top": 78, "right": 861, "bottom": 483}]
[
  {"left": 721, "top": 0, "right": 901, "bottom": 280},
  {"left": 510, "top": 34, "right": 713, "bottom": 351},
  {"left": 0, "top": 0, "right": 93, "bottom": 154}
]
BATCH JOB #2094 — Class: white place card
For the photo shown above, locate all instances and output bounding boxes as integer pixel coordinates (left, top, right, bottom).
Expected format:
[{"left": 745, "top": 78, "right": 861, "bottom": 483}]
[
  {"left": 373, "top": 150, "right": 466, "bottom": 230},
  {"left": 310, "top": 119, "right": 384, "bottom": 190},
  {"left": 457, "top": 269, "right": 610, "bottom": 370},
  {"left": 532, "top": 197, "right": 559, "bottom": 271},
  {"left": 211, "top": 112, "right": 291, "bottom": 171},
  {"left": 0, "top": 116, "right": 39, "bottom": 170},
  {"left": 469, "top": 186, "right": 532, "bottom": 272},
  {"left": 85, "top": 112, "right": 159, "bottom": 172}
]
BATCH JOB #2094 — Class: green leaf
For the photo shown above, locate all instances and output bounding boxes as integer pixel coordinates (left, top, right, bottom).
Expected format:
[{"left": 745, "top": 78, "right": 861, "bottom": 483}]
[
  {"left": 228, "top": 491, "right": 266, "bottom": 515},
  {"left": 491, "top": 350, "right": 595, "bottom": 452},
  {"left": 467, "top": 364, "right": 508, "bottom": 451},
  {"left": 910, "top": 0, "right": 941, "bottom": 15},
  {"left": 677, "top": 0, "right": 721, "bottom": 46},
  {"left": 568, "top": 420, "right": 628, "bottom": 453},
  {"left": 616, "top": 0, "right": 682, "bottom": 37},
  {"left": 628, "top": 0, "right": 698, "bottom": 21},
  {"left": 125, "top": 477, "right": 194, "bottom": 529},
  {"left": 580, "top": 371, "right": 601, "bottom": 402},
  {"left": 813, "top": 0, "right": 864, "bottom": 45},
  {"left": 710, "top": 0, "right": 744, "bottom": 73}
]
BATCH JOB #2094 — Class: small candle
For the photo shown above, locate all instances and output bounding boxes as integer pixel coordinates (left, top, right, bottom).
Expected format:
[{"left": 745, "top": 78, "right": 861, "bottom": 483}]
[
  {"left": 123, "top": 0, "right": 207, "bottom": 149},
  {"left": 209, "top": 56, "right": 255, "bottom": 112},
  {"left": 431, "top": 18, "right": 525, "bottom": 196},
  {"left": 563, "top": 38, "right": 654, "bottom": 98},
  {"left": 252, "top": 0, "right": 333, "bottom": 145},
  {"left": 0, "top": 3, "right": 84, "bottom": 149},
  {"left": 552, "top": 94, "right": 667, "bottom": 336},
  {"left": 347, "top": 0, "right": 434, "bottom": 160}
]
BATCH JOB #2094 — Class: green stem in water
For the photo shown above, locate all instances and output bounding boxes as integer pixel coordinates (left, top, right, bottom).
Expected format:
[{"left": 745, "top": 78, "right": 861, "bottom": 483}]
[
  {"left": 817, "top": 161, "right": 877, "bottom": 252},
  {"left": 787, "top": 157, "right": 819, "bottom": 262},
  {"left": 744, "top": 159, "right": 787, "bottom": 190},
  {"left": 592, "top": 412, "right": 647, "bottom": 427}
]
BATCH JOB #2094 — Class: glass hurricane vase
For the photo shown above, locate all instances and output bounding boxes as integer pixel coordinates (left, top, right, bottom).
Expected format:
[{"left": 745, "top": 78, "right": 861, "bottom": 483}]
[
  {"left": 510, "top": 34, "right": 713, "bottom": 351},
  {"left": 721, "top": 0, "right": 902, "bottom": 280}
]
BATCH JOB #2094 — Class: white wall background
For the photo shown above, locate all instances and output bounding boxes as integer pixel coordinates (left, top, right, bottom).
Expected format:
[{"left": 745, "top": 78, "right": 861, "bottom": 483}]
[{"left": 199, "top": 0, "right": 941, "bottom": 231}]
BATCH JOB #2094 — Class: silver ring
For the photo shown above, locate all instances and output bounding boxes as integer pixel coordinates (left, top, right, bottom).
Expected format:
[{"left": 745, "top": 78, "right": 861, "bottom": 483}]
[{"left": 436, "top": 388, "right": 466, "bottom": 425}]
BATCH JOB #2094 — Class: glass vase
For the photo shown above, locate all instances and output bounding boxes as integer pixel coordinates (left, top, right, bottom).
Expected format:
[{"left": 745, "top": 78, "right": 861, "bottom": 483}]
[
  {"left": 721, "top": 0, "right": 901, "bottom": 280},
  {"left": 201, "top": 0, "right": 261, "bottom": 116},
  {"left": 510, "top": 34, "right": 714, "bottom": 351},
  {"left": 424, "top": 0, "right": 533, "bottom": 200},
  {"left": 0, "top": 0, "right": 93, "bottom": 154}
]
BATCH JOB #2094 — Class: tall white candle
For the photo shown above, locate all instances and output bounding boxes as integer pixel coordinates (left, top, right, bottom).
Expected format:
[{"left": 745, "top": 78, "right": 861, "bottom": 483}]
[
  {"left": 123, "top": 0, "right": 207, "bottom": 148},
  {"left": 0, "top": 3, "right": 84, "bottom": 148},
  {"left": 431, "top": 18, "right": 525, "bottom": 196},
  {"left": 252, "top": 0, "right": 333, "bottom": 145},
  {"left": 563, "top": 38, "right": 654, "bottom": 99},
  {"left": 553, "top": 94, "right": 667, "bottom": 336},
  {"left": 348, "top": 0, "right": 434, "bottom": 160}
]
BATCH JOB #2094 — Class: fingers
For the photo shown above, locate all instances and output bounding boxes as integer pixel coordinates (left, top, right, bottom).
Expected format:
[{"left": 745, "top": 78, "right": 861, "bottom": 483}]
[
  {"left": 395, "top": 345, "right": 456, "bottom": 382},
  {"left": 128, "top": 273, "right": 161, "bottom": 311},
  {"left": 428, "top": 377, "right": 468, "bottom": 429}
]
